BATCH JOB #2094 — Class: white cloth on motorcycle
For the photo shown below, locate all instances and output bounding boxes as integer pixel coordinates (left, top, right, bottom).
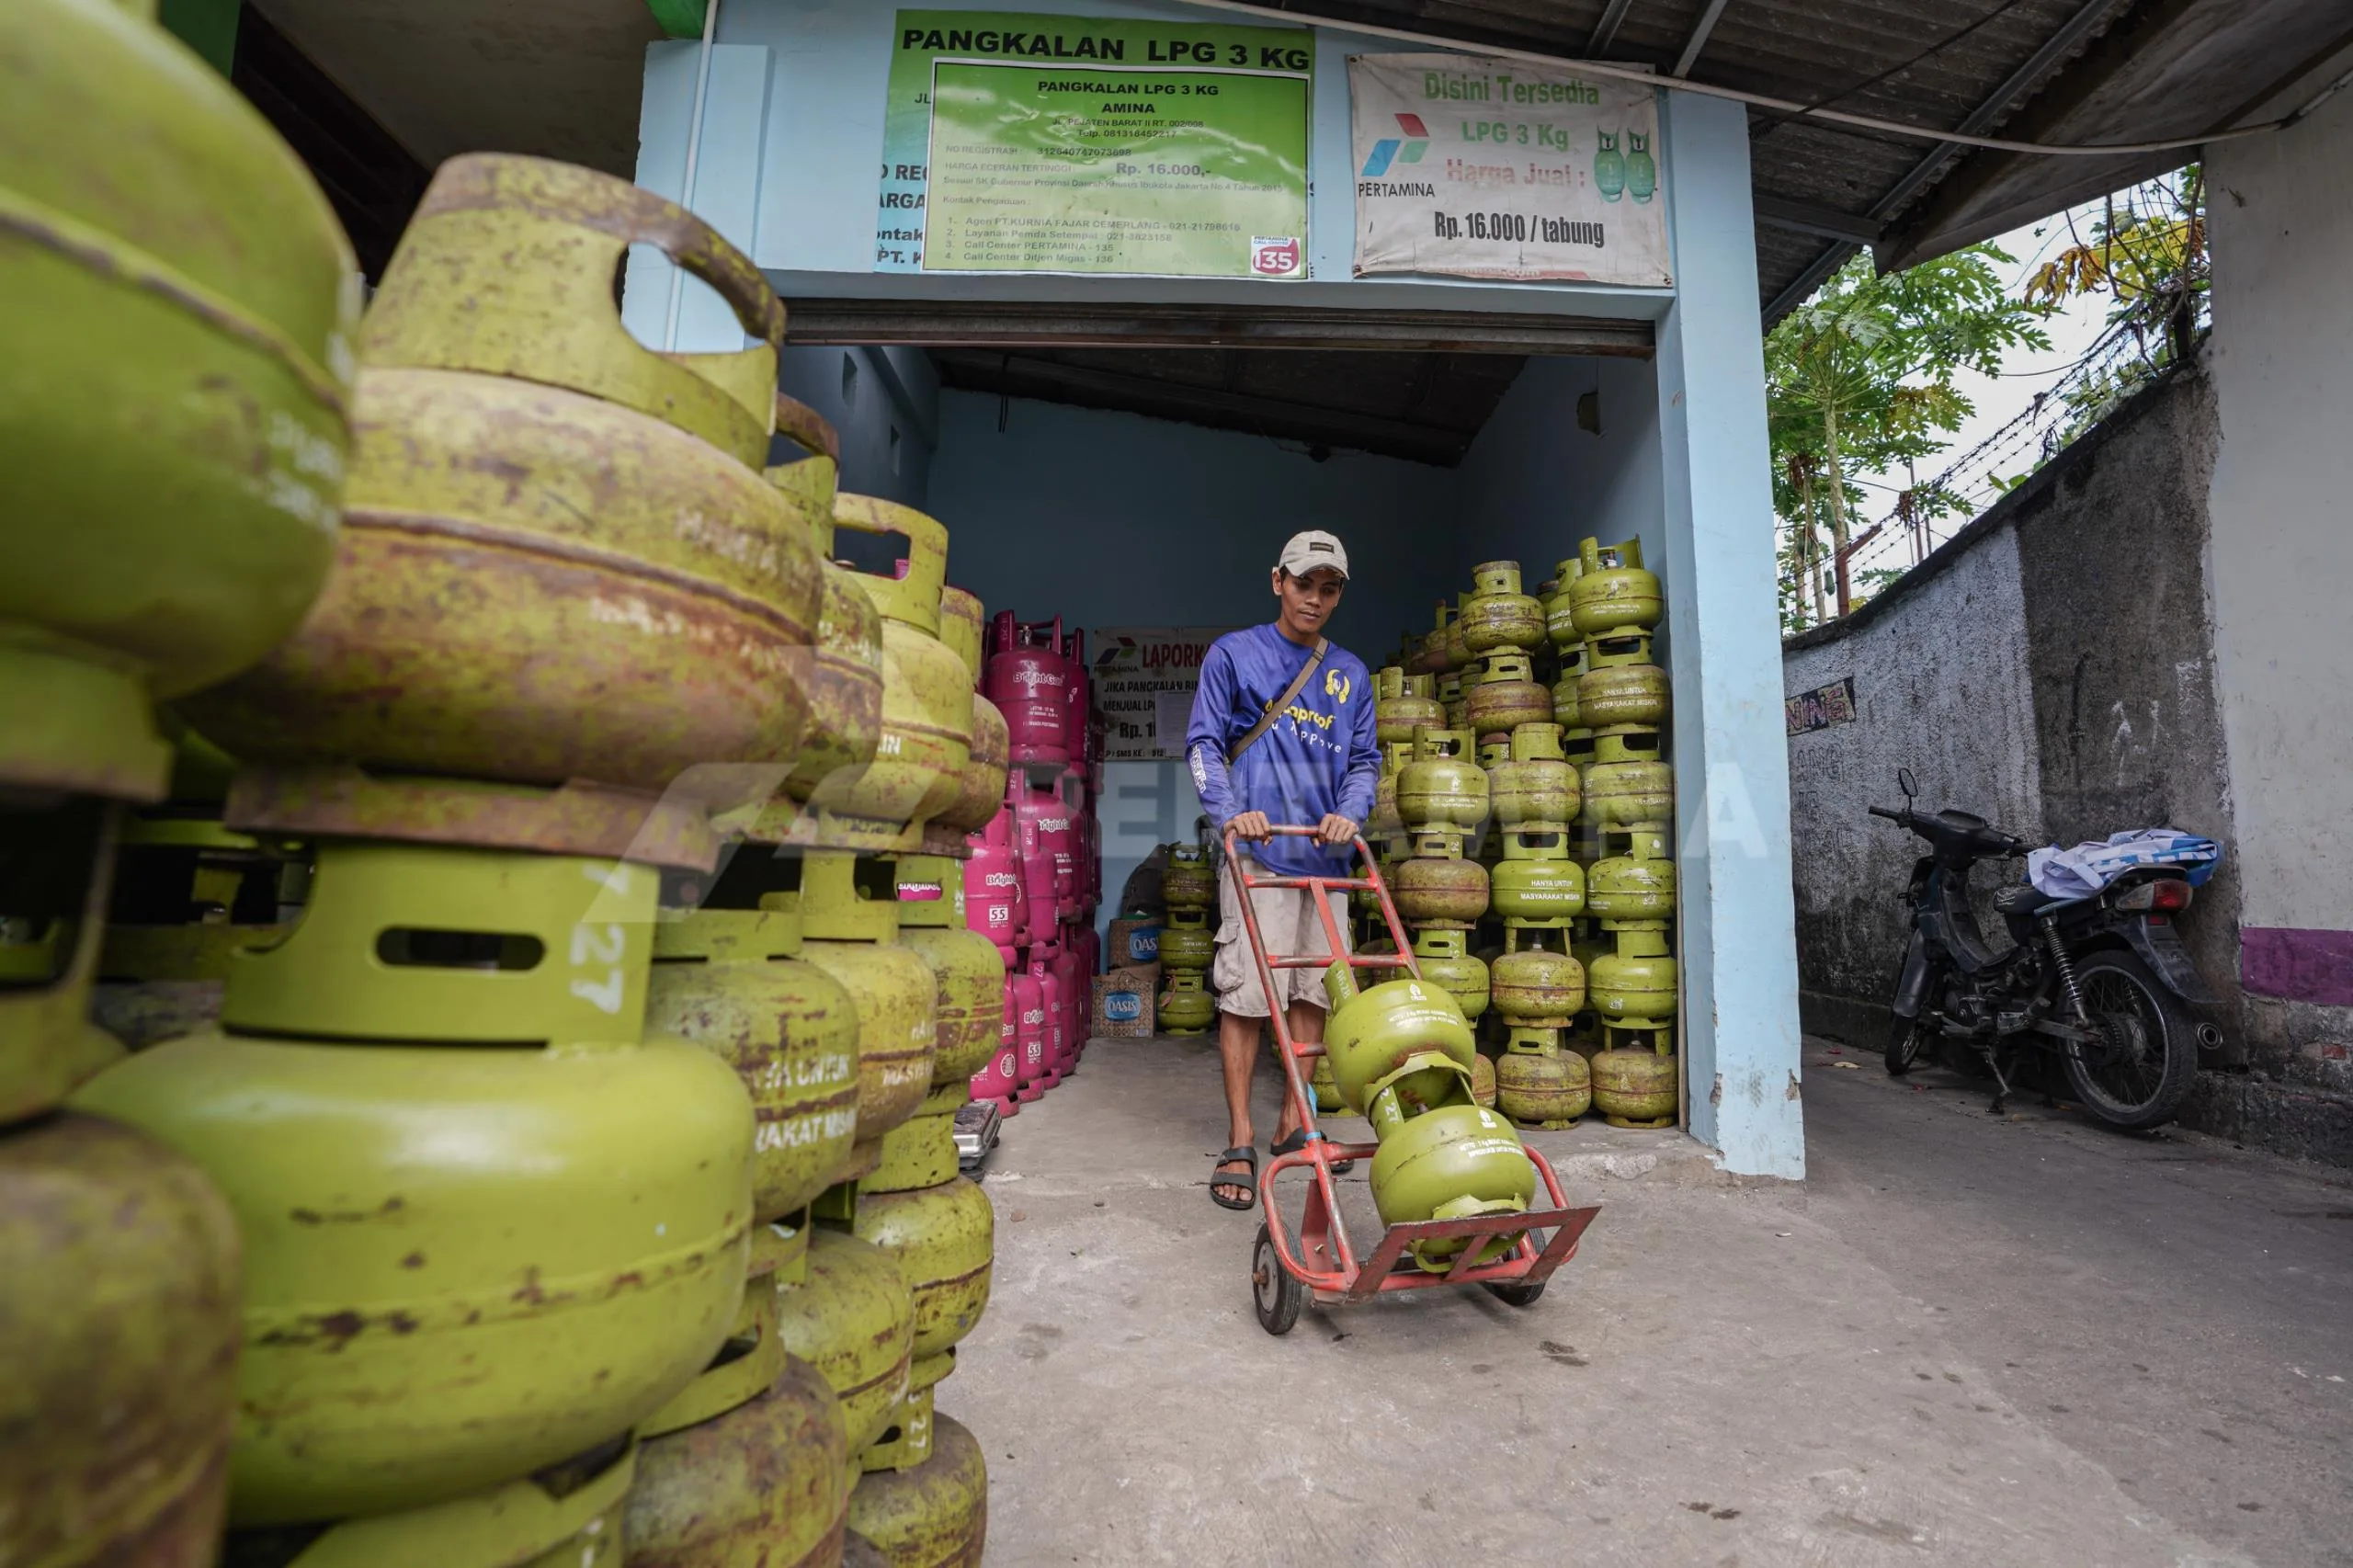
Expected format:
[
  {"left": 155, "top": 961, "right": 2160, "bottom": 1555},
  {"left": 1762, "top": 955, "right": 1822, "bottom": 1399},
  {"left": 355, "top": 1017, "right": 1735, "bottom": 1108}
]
[{"left": 2026, "top": 829, "right": 2222, "bottom": 901}]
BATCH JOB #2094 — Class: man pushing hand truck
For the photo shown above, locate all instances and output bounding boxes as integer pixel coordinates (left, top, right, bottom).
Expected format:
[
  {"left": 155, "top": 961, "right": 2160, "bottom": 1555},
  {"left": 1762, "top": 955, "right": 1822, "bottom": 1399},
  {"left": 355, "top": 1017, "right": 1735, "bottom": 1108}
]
[{"left": 1183, "top": 530, "right": 1381, "bottom": 1211}]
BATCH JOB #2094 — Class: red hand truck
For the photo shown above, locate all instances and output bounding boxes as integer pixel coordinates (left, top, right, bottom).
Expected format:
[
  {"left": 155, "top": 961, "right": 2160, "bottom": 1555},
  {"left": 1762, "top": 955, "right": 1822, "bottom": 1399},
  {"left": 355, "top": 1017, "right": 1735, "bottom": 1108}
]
[{"left": 1224, "top": 824, "right": 1601, "bottom": 1335}]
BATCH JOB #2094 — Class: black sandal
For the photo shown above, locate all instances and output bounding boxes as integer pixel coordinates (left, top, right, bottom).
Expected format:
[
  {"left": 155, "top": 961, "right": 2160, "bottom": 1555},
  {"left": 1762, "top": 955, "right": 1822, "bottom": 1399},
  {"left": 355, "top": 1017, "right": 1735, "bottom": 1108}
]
[
  {"left": 1209, "top": 1146, "right": 1257, "bottom": 1210},
  {"left": 1271, "top": 1128, "right": 1356, "bottom": 1175}
]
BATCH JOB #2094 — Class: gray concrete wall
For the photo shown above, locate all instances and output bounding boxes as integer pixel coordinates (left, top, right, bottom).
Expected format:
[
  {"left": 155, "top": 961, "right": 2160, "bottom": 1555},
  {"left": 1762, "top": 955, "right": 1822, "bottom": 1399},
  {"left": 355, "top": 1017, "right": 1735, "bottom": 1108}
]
[{"left": 1779, "top": 361, "right": 2352, "bottom": 1165}]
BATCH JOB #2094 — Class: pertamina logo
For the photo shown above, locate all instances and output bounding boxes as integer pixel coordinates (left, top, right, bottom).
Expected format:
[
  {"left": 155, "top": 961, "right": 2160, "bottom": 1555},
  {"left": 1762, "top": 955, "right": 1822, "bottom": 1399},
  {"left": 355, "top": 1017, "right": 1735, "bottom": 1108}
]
[
  {"left": 1250, "top": 235, "right": 1302, "bottom": 277},
  {"left": 1361, "top": 113, "right": 1430, "bottom": 176}
]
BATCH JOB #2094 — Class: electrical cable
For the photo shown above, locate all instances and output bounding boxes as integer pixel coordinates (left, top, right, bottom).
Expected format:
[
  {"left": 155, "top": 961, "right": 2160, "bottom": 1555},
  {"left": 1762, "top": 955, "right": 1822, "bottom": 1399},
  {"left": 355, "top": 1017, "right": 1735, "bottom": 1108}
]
[
  {"left": 1179, "top": 0, "right": 2343, "bottom": 157},
  {"left": 1749, "top": 0, "right": 2037, "bottom": 142}
]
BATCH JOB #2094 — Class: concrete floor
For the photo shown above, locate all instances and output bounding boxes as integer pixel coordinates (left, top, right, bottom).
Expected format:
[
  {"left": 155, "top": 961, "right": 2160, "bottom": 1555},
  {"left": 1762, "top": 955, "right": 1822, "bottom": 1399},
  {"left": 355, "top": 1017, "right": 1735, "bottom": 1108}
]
[{"left": 942, "top": 1035, "right": 2353, "bottom": 1567}]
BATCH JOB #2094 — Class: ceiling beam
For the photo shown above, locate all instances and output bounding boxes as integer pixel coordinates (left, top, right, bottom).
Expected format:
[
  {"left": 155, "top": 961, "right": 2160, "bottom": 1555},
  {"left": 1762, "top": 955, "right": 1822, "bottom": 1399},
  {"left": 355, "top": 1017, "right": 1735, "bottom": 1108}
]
[
  {"left": 1586, "top": 0, "right": 1637, "bottom": 56},
  {"left": 1673, "top": 0, "right": 1733, "bottom": 78},
  {"left": 783, "top": 300, "right": 1654, "bottom": 358},
  {"left": 1762, "top": 241, "right": 1856, "bottom": 325},
  {"left": 935, "top": 352, "right": 1474, "bottom": 465},
  {"left": 1753, "top": 193, "right": 1881, "bottom": 244}
]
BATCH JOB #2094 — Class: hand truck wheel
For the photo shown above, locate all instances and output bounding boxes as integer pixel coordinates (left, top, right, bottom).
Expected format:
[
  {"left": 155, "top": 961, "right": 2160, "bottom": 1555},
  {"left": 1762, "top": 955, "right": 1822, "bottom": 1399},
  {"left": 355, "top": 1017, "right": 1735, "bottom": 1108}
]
[
  {"left": 1484, "top": 1278, "right": 1546, "bottom": 1308},
  {"left": 1252, "top": 1221, "right": 1303, "bottom": 1335}
]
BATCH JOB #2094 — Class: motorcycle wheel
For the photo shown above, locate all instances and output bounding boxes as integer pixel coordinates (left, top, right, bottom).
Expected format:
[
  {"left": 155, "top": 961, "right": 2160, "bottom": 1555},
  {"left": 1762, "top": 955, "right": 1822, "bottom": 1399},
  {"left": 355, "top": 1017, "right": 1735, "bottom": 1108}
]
[
  {"left": 2060, "top": 949, "right": 2199, "bottom": 1130},
  {"left": 1884, "top": 1013, "right": 1931, "bottom": 1076}
]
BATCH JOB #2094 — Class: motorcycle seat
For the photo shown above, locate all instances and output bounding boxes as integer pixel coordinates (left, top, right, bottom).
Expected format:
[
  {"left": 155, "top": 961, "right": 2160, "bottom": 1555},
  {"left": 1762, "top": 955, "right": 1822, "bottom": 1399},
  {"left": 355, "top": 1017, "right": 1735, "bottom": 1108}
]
[{"left": 1993, "top": 883, "right": 2075, "bottom": 916}]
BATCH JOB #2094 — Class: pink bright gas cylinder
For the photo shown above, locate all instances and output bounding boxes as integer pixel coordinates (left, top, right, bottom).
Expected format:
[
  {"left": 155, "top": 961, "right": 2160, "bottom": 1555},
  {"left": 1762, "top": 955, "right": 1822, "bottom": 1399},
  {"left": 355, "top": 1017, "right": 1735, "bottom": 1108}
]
[
  {"left": 985, "top": 613, "right": 1071, "bottom": 766},
  {"left": 1010, "top": 968, "right": 1047, "bottom": 1104},
  {"left": 1029, "top": 956, "right": 1064, "bottom": 1092},
  {"left": 971, "top": 984, "right": 1019, "bottom": 1116},
  {"left": 1013, "top": 775, "right": 1067, "bottom": 937},
  {"left": 966, "top": 807, "right": 1025, "bottom": 961}
]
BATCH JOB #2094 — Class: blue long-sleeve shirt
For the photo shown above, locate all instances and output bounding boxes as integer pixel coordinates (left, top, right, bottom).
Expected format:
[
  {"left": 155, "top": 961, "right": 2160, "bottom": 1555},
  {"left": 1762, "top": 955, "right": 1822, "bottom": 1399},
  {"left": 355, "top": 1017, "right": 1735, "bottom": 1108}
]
[{"left": 1186, "top": 625, "right": 1381, "bottom": 877}]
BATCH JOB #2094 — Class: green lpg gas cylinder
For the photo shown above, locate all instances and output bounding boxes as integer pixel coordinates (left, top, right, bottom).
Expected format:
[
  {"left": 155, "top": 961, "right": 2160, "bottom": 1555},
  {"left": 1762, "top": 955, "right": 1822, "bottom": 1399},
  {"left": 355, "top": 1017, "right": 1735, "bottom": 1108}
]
[
  {"left": 1409, "top": 927, "right": 1490, "bottom": 1020},
  {"left": 1395, "top": 729, "right": 1489, "bottom": 852},
  {"left": 1366, "top": 1097, "right": 1538, "bottom": 1273},
  {"left": 1552, "top": 642, "right": 1587, "bottom": 731},
  {"left": 803, "top": 496, "right": 974, "bottom": 843},
  {"left": 1441, "top": 596, "right": 1473, "bottom": 673},
  {"left": 1458, "top": 562, "right": 1545, "bottom": 655},
  {"left": 1470, "top": 1051, "right": 1497, "bottom": 1109},
  {"left": 773, "top": 1228, "right": 915, "bottom": 1455},
  {"left": 1374, "top": 667, "right": 1445, "bottom": 745},
  {"left": 776, "top": 537, "right": 886, "bottom": 814},
  {"left": 1543, "top": 558, "right": 1585, "bottom": 653},
  {"left": 1392, "top": 855, "right": 1489, "bottom": 927},
  {"left": 1569, "top": 537, "right": 1664, "bottom": 638},
  {"left": 845, "top": 1412, "right": 988, "bottom": 1568},
  {"left": 894, "top": 858, "right": 1008, "bottom": 1108},
  {"left": 937, "top": 693, "right": 1011, "bottom": 837},
  {"left": 1491, "top": 929, "right": 1586, "bottom": 1028},
  {"left": 1463, "top": 653, "right": 1553, "bottom": 740},
  {"left": 1489, "top": 833, "right": 1586, "bottom": 928},
  {"left": 226, "top": 1437, "right": 639, "bottom": 1568},
  {"left": 1158, "top": 972, "right": 1215, "bottom": 1034},
  {"left": 1, "top": 0, "right": 356, "bottom": 802},
  {"left": 860, "top": 1350, "right": 953, "bottom": 1476},
  {"left": 1156, "top": 910, "right": 1214, "bottom": 972},
  {"left": 1487, "top": 722, "right": 1580, "bottom": 828},
  {"left": 636, "top": 1248, "right": 789, "bottom": 1439},
  {"left": 1320, "top": 963, "right": 1477, "bottom": 1117},
  {"left": 1367, "top": 741, "right": 1411, "bottom": 845},
  {"left": 1594, "top": 131, "right": 1626, "bottom": 201},
  {"left": 867, "top": 1113, "right": 961, "bottom": 1196},
  {"left": 1591, "top": 926, "right": 1677, "bottom": 1028},
  {"left": 1438, "top": 670, "right": 1469, "bottom": 733},
  {"left": 0, "top": 1112, "right": 242, "bottom": 1567},
  {"left": 835, "top": 1176, "right": 995, "bottom": 1363},
  {"left": 1592, "top": 1038, "right": 1678, "bottom": 1128},
  {"left": 1495, "top": 1029, "right": 1592, "bottom": 1129},
  {"left": 188, "top": 158, "right": 817, "bottom": 808},
  {"left": 1588, "top": 838, "right": 1677, "bottom": 924},
  {"left": 1627, "top": 131, "right": 1658, "bottom": 202},
  {"left": 1585, "top": 727, "right": 1674, "bottom": 832},
  {"left": 1162, "top": 846, "right": 1215, "bottom": 913},
  {"left": 649, "top": 905, "right": 860, "bottom": 1228},
  {"left": 784, "top": 849, "right": 939, "bottom": 1153},
  {"left": 71, "top": 843, "right": 757, "bottom": 1526},
  {"left": 1311, "top": 1051, "right": 1345, "bottom": 1112},
  {"left": 1579, "top": 631, "right": 1671, "bottom": 730},
  {"left": 625, "top": 1355, "right": 851, "bottom": 1568}
]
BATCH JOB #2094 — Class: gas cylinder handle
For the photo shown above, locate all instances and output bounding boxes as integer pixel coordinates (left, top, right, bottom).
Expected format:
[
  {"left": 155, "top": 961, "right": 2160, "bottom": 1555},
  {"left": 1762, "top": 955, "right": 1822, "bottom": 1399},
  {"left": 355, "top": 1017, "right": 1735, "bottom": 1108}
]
[
  {"left": 360, "top": 155, "right": 784, "bottom": 465},
  {"left": 773, "top": 392, "right": 841, "bottom": 463},
  {"left": 832, "top": 493, "right": 947, "bottom": 635}
]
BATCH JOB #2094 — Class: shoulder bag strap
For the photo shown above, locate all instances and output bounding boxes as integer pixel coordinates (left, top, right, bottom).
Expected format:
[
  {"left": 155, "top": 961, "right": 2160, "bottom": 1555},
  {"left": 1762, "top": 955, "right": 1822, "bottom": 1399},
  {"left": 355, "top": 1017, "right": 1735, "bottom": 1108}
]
[{"left": 1227, "top": 638, "right": 1328, "bottom": 765}]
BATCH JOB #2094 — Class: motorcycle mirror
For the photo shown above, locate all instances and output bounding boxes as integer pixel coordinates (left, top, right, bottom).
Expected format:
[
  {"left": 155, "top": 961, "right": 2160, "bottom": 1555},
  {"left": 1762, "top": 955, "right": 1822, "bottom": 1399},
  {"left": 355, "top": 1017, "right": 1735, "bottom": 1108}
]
[{"left": 1897, "top": 767, "right": 1917, "bottom": 799}]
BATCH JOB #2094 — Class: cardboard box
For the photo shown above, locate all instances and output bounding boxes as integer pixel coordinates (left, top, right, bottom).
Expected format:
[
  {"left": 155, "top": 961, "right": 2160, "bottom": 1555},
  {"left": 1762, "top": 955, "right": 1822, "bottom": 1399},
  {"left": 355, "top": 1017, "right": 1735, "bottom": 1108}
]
[
  {"left": 1091, "top": 967, "right": 1158, "bottom": 1038},
  {"left": 1108, "top": 917, "right": 1164, "bottom": 970}
]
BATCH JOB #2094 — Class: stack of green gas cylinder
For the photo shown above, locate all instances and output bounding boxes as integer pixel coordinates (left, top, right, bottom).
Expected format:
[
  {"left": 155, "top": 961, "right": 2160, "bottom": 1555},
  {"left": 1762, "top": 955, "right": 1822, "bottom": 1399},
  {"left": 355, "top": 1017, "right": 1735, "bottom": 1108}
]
[
  {"left": 1377, "top": 542, "right": 1680, "bottom": 1131},
  {"left": 1156, "top": 846, "right": 1217, "bottom": 1033},
  {"left": 5, "top": 7, "right": 995, "bottom": 1564}
]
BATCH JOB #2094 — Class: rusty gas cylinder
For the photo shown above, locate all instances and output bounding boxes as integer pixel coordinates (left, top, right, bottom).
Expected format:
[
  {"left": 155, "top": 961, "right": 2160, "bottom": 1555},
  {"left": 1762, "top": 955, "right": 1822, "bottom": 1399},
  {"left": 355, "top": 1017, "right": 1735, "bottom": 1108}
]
[
  {"left": 1392, "top": 855, "right": 1489, "bottom": 927},
  {"left": 1463, "top": 652, "right": 1552, "bottom": 739},
  {"left": 845, "top": 1412, "right": 988, "bottom": 1568},
  {"left": 1375, "top": 666, "right": 1445, "bottom": 744},
  {"left": 772, "top": 1228, "right": 915, "bottom": 1456},
  {"left": 0, "top": 1112, "right": 242, "bottom": 1567},
  {"left": 647, "top": 904, "right": 860, "bottom": 1224},
  {"left": 1458, "top": 562, "right": 1545, "bottom": 655},
  {"left": 1578, "top": 631, "right": 1670, "bottom": 730},
  {"left": 624, "top": 1354, "right": 850, "bottom": 1568},
  {"left": 787, "top": 850, "right": 939, "bottom": 1151},
  {"left": 1485, "top": 722, "right": 1579, "bottom": 828}
]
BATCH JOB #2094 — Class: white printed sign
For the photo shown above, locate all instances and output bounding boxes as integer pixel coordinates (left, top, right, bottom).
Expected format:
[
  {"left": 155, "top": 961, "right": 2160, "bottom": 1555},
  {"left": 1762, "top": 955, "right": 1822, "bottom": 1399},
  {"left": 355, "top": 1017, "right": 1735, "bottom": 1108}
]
[
  {"left": 1092, "top": 626, "right": 1240, "bottom": 759},
  {"left": 1348, "top": 52, "right": 1671, "bottom": 287}
]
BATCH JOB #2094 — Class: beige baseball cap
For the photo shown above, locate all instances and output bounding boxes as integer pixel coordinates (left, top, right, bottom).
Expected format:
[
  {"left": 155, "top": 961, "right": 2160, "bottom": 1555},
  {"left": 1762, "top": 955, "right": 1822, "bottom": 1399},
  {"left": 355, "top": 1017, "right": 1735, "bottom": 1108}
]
[{"left": 1278, "top": 529, "right": 1349, "bottom": 580}]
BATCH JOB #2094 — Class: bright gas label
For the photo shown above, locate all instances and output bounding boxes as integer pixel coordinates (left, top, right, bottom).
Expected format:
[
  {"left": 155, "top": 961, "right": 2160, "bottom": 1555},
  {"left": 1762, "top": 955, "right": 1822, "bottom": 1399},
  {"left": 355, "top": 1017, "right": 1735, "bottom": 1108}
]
[
  {"left": 880, "top": 12, "right": 1313, "bottom": 278},
  {"left": 1348, "top": 52, "right": 1671, "bottom": 287}
]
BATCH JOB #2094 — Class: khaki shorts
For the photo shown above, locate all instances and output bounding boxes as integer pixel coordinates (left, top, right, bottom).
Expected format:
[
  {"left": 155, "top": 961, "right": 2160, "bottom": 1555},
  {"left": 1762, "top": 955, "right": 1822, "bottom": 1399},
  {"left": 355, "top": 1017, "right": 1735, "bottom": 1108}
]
[{"left": 1211, "top": 853, "right": 1353, "bottom": 1018}]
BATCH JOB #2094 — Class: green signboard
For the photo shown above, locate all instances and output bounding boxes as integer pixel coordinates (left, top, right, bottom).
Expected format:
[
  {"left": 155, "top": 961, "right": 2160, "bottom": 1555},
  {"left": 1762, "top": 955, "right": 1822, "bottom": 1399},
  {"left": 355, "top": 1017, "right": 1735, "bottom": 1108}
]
[{"left": 878, "top": 12, "right": 1313, "bottom": 278}]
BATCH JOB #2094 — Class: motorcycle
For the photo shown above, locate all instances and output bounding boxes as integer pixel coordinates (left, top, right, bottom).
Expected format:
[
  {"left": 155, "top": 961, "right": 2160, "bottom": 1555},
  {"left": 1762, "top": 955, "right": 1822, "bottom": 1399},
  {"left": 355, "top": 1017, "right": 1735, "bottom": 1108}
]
[{"left": 1870, "top": 769, "right": 2222, "bottom": 1130}]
